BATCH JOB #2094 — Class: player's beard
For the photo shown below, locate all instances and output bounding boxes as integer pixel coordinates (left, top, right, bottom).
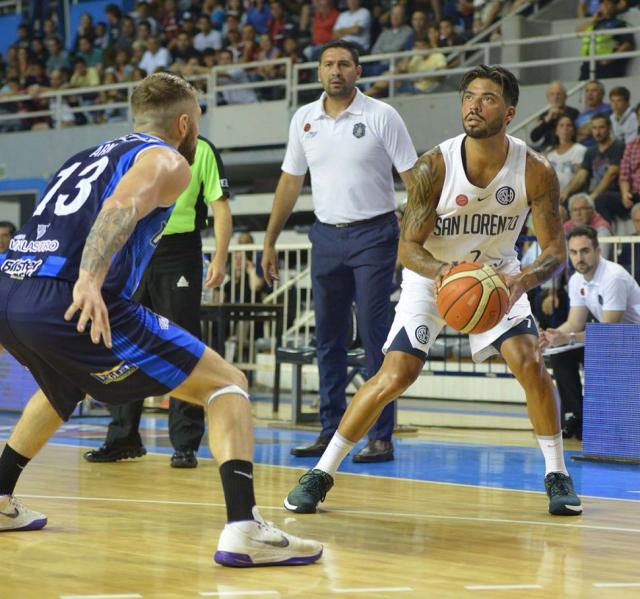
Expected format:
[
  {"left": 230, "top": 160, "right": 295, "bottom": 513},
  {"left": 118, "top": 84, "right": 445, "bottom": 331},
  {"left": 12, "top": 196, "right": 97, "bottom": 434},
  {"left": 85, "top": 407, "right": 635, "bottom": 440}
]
[
  {"left": 324, "top": 79, "right": 356, "bottom": 99},
  {"left": 463, "top": 115, "right": 504, "bottom": 139},
  {"left": 178, "top": 126, "right": 197, "bottom": 165}
]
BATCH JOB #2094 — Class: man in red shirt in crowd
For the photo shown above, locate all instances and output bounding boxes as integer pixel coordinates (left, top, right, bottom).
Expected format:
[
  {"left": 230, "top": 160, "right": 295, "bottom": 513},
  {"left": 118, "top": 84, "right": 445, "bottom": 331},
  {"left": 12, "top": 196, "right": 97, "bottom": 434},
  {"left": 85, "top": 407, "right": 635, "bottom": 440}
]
[{"left": 303, "top": 0, "right": 339, "bottom": 61}]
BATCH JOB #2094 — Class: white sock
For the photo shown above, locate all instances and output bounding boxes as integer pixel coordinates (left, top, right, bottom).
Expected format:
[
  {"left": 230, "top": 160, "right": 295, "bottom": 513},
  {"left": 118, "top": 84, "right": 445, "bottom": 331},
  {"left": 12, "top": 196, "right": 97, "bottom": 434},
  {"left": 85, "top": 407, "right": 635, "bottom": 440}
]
[
  {"left": 315, "top": 432, "right": 355, "bottom": 478},
  {"left": 536, "top": 433, "right": 568, "bottom": 476}
]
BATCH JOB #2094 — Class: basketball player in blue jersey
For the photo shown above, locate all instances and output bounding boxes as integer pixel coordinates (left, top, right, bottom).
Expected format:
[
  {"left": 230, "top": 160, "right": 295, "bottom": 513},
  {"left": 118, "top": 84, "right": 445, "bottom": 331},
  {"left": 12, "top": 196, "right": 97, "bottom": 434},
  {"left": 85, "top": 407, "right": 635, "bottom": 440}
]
[
  {"left": 0, "top": 72, "right": 322, "bottom": 567},
  {"left": 286, "top": 65, "right": 583, "bottom": 517}
]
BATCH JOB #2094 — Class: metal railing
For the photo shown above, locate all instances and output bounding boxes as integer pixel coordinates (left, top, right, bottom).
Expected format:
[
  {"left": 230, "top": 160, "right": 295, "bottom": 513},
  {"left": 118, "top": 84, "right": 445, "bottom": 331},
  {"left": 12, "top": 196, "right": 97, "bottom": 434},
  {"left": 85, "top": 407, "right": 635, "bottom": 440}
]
[{"left": 205, "top": 235, "right": 640, "bottom": 376}]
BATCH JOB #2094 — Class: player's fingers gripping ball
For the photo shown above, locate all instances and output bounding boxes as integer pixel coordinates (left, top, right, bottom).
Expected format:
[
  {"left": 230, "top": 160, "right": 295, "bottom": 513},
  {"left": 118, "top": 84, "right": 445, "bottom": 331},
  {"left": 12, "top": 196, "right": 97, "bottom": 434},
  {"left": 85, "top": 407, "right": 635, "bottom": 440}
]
[{"left": 436, "top": 262, "right": 509, "bottom": 334}]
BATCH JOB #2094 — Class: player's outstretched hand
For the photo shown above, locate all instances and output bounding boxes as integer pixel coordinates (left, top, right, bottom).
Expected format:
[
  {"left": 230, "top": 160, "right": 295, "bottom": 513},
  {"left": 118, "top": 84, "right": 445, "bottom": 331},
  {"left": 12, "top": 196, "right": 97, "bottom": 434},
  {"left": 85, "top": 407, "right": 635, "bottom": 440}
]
[
  {"left": 64, "top": 273, "right": 112, "bottom": 348},
  {"left": 262, "top": 246, "right": 279, "bottom": 287}
]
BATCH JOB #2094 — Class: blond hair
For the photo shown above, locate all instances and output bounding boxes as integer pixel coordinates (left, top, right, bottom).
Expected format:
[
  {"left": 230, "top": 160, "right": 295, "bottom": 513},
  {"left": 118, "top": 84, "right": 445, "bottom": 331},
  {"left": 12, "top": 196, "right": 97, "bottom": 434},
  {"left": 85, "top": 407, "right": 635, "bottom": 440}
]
[{"left": 131, "top": 72, "right": 198, "bottom": 131}]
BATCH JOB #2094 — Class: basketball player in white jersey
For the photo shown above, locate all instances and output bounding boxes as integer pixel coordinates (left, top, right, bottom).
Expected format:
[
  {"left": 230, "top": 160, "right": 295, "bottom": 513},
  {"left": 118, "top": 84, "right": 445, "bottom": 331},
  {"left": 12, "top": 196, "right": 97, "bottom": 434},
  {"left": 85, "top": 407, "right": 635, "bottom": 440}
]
[{"left": 285, "top": 65, "right": 582, "bottom": 517}]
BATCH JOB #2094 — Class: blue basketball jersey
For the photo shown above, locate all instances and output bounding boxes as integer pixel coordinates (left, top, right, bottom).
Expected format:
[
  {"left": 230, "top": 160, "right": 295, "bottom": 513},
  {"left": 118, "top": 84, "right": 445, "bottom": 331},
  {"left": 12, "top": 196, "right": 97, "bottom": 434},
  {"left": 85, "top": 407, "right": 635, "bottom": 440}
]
[{"left": 0, "top": 133, "right": 175, "bottom": 299}]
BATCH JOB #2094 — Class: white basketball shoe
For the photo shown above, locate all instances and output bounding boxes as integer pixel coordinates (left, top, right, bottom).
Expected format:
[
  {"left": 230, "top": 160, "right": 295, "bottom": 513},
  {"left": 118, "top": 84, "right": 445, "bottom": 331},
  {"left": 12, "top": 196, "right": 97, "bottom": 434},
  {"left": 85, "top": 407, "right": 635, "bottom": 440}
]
[
  {"left": 0, "top": 495, "right": 47, "bottom": 532},
  {"left": 214, "top": 507, "right": 322, "bottom": 567}
]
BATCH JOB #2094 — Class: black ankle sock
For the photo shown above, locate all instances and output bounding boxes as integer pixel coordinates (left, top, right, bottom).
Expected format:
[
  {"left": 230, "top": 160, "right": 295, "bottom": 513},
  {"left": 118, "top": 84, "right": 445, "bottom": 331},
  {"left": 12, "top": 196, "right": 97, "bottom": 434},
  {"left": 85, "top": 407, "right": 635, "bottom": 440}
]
[
  {"left": 219, "top": 460, "right": 256, "bottom": 523},
  {"left": 0, "top": 444, "right": 31, "bottom": 496}
]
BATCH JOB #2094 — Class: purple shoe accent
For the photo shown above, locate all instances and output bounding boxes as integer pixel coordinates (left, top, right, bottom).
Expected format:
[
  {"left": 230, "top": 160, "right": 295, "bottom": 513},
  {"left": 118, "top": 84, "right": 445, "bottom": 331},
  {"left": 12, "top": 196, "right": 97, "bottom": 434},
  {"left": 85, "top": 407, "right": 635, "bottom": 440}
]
[
  {"left": 0, "top": 516, "right": 47, "bottom": 532},
  {"left": 214, "top": 549, "right": 323, "bottom": 568}
]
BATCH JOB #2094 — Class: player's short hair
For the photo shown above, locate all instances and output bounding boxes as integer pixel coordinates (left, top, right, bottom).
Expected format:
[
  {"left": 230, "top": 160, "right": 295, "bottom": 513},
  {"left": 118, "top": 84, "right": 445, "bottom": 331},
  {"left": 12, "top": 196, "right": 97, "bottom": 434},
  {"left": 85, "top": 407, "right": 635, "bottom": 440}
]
[
  {"left": 130, "top": 72, "right": 198, "bottom": 130},
  {"left": 609, "top": 86, "right": 630, "bottom": 102},
  {"left": 459, "top": 64, "right": 519, "bottom": 107},
  {"left": 568, "top": 193, "right": 594, "bottom": 211},
  {"left": 567, "top": 225, "right": 599, "bottom": 248},
  {"left": 319, "top": 40, "right": 360, "bottom": 66}
]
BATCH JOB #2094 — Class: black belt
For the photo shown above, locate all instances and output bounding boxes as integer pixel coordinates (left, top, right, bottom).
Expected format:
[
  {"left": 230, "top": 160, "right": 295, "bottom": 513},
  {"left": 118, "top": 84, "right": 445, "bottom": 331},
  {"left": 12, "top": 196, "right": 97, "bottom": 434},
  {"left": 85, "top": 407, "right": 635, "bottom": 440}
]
[{"left": 321, "top": 211, "right": 395, "bottom": 228}]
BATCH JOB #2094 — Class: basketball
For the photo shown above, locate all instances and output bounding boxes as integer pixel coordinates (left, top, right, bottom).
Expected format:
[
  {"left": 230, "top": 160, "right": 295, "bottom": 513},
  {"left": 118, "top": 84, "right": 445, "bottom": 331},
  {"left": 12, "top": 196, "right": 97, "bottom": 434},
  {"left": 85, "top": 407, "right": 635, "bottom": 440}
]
[{"left": 436, "top": 262, "right": 509, "bottom": 334}]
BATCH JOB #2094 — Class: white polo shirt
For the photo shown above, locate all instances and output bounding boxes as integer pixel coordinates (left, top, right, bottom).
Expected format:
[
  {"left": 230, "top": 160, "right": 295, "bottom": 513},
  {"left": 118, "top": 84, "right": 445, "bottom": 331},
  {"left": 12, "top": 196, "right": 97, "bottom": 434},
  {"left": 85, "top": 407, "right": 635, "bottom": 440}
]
[
  {"left": 569, "top": 257, "right": 640, "bottom": 323},
  {"left": 281, "top": 89, "right": 417, "bottom": 224},
  {"left": 333, "top": 7, "right": 372, "bottom": 50}
]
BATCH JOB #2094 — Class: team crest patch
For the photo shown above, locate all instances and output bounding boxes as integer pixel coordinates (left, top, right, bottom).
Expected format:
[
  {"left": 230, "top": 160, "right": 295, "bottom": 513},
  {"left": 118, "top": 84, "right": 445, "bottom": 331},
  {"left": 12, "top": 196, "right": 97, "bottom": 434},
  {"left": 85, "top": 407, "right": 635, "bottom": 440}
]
[
  {"left": 495, "top": 186, "right": 515, "bottom": 206},
  {"left": 415, "top": 325, "right": 430, "bottom": 345},
  {"left": 90, "top": 361, "right": 139, "bottom": 385},
  {"left": 352, "top": 123, "right": 366, "bottom": 138}
]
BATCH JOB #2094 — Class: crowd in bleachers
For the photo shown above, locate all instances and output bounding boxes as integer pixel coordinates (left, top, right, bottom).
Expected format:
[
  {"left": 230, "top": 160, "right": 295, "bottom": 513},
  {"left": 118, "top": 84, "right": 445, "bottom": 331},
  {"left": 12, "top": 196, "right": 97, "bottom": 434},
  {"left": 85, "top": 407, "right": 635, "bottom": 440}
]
[{"left": 0, "top": 0, "right": 560, "bottom": 130}]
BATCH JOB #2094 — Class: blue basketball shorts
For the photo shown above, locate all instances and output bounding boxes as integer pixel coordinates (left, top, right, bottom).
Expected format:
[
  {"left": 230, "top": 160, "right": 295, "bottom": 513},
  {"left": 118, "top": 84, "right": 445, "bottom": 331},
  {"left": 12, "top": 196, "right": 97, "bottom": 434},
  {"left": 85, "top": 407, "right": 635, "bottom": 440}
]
[{"left": 0, "top": 276, "right": 205, "bottom": 420}]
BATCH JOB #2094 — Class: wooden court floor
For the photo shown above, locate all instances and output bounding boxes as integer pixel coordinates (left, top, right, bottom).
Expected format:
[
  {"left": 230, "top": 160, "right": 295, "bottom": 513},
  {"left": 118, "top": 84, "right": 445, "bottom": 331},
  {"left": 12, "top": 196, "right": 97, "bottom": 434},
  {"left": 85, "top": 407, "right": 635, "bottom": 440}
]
[{"left": 2, "top": 443, "right": 640, "bottom": 599}]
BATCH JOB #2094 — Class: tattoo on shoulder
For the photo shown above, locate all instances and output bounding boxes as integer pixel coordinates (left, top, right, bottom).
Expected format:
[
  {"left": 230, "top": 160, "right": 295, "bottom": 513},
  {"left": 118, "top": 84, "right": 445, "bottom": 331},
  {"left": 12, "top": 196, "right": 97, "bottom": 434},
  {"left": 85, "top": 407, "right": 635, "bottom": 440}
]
[{"left": 402, "top": 147, "right": 443, "bottom": 238}]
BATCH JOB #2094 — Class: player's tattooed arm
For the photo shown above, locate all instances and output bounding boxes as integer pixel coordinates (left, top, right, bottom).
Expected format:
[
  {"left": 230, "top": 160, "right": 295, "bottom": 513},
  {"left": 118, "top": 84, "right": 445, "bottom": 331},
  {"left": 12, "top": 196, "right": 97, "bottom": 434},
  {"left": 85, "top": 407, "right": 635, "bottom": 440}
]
[
  {"left": 80, "top": 202, "right": 139, "bottom": 281},
  {"left": 399, "top": 147, "right": 446, "bottom": 278},
  {"left": 519, "top": 150, "right": 566, "bottom": 291}
]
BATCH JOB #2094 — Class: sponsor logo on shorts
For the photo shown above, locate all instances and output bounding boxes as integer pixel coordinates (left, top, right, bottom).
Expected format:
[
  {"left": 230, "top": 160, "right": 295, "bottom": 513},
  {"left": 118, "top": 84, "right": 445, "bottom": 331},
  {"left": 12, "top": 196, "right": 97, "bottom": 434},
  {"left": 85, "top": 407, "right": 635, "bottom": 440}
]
[
  {"left": 90, "top": 361, "right": 139, "bottom": 385},
  {"left": 352, "top": 122, "right": 366, "bottom": 138},
  {"left": 0, "top": 258, "right": 43, "bottom": 278},
  {"left": 415, "top": 325, "right": 430, "bottom": 345},
  {"left": 9, "top": 235, "right": 59, "bottom": 253},
  {"left": 495, "top": 186, "right": 515, "bottom": 206},
  {"left": 158, "top": 315, "right": 170, "bottom": 330}
]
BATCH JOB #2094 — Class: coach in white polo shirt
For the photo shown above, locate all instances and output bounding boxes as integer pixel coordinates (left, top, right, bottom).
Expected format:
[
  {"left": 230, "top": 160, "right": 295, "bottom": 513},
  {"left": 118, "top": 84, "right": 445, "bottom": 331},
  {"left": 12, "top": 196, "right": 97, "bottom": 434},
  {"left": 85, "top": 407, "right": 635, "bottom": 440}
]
[
  {"left": 262, "top": 40, "right": 417, "bottom": 463},
  {"left": 540, "top": 225, "right": 640, "bottom": 439}
]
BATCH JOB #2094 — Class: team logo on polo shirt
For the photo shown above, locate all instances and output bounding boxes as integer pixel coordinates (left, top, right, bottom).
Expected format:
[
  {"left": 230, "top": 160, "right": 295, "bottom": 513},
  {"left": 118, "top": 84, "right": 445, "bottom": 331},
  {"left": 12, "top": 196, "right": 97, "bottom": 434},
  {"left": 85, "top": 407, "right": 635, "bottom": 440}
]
[
  {"left": 303, "top": 123, "right": 311, "bottom": 132},
  {"left": 415, "top": 325, "right": 430, "bottom": 345},
  {"left": 496, "top": 186, "right": 515, "bottom": 205},
  {"left": 352, "top": 123, "right": 366, "bottom": 138}
]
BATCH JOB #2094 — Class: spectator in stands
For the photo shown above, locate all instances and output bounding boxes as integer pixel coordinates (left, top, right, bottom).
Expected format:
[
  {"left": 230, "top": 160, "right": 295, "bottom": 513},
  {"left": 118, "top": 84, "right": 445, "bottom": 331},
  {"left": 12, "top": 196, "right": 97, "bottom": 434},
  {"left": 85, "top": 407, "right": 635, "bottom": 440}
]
[
  {"left": 0, "top": 222, "right": 16, "bottom": 253},
  {"left": 42, "top": 67, "right": 76, "bottom": 129},
  {"left": 46, "top": 37, "right": 70, "bottom": 73},
  {"left": 195, "top": 15, "right": 223, "bottom": 52},
  {"left": 223, "top": 232, "right": 266, "bottom": 304},
  {"left": 180, "top": 12, "right": 198, "bottom": 38},
  {"left": 204, "top": 0, "right": 226, "bottom": 30},
  {"left": 69, "top": 57, "right": 100, "bottom": 88},
  {"left": 29, "top": 37, "right": 48, "bottom": 66},
  {"left": 333, "top": 0, "right": 371, "bottom": 52},
  {"left": 116, "top": 16, "right": 136, "bottom": 54},
  {"left": 438, "top": 16, "right": 467, "bottom": 62},
  {"left": 76, "top": 36, "right": 103, "bottom": 69},
  {"left": 131, "top": 66, "right": 147, "bottom": 80},
  {"left": 94, "top": 22, "right": 109, "bottom": 50},
  {"left": 223, "top": 11, "right": 241, "bottom": 45},
  {"left": 443, "top": 0, "right": 475, "bottom": 37},
  {"left": 540, "top": 225, "right": 640, "bottom": 439},
  {"left": 13, "top": 24, "right": 30, "bottom": 51},
  {"left": 161, "top": 0, "right": 180, "bottom": 44},
  {"left": 282, "top": 35, "right": 302, "bottom": 64},
  {"left": 268, "top": 1, "right": 298, "bottom": 50},
  {"left": 609, "top": 86, "right": 637, "bottom": 144},
  {"left": 73, "top": 13, "right": 95, "bottom": 53},
  {"left": 577, "top": 0, "right": 634, "bottom": 80},
  {"left": 95, "top": 70, "right": 127, "bottom": 123},
  {"left": 132, "top": 0, "right": 159, "bottom": 35},
  {"left": 547, "top": 115, "right": 587, "bottom": 197},
  {"left": 216, "top": 48, "right": 258, "bottom": 104},
  {"left": 135, "top": 20, "right": 153, "bottom": 45},
  {"left": 105, "top": 4, "right": 123, "bottom": 47},
  {"left": 240, "top": 24, "right": 261, "bottom": 62},
  {"left": 530, "top": 82, "right": 580, "bottom": 151},
  {"left": 616, "top": 130, "right": 640, "bottom": 220},
  {"left": 0, "top": 78, "right": 25, "bottom": 132},
  {"left": 41, "top": 18, "right": 59, "bottom": 44},
  {"left": 575, "top": 80, "right": 611, "bottom": 146},
  {"left": 171, "top": 32, "right": 201, "bottom": 64},
  {"left": 139, "top": 36, "right": 171, "bottom": 74},
  {"left": 370, "top": 5, "right": 413, "bottom": 55},
  {"left": 303, "top": 0, "right": 339, "bottom": 61},
  {"left": 565, "top": 192, "right": 612, "bottom": 257},
  {"left": 112, "top": 49, "right": 133, "bottom": 81},
  {"left": 226, "top": 29, "right": 243, "bottom": 60},
  {"left": 246, "top": 0, "right": 272, "bottom": 35},
  {"left": 16, "top": 47, "right": 30, "bottom": 86},
  {"left": 562, "top": 114, "right": 624, "bottom": 226},
  {"left": 404, "top": 10, "right": 429, "bottom": 49},
  {"left": 473, "top": 0, "right": 503, "bottom": 37}
]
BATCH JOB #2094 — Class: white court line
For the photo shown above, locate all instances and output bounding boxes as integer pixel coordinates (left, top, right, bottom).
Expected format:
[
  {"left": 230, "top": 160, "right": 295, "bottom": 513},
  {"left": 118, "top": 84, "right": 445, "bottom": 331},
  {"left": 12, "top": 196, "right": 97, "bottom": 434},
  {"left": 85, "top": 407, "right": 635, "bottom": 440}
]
[
  {"left": 20, "top": 494, "right": 640, "bottom": 535},
  {"left": 199, "top": 591, "right": 279, "bottom": 597},
  {"left": 465, "top": 584, "right": 543, "bottom": 591},
  {"left": 593, "top": 582, "right": 640, "bottom": 588},
  {"left": 60, "top": 595, "right": 143, "bottom": 599},
  {"left": 331, "top": 587, "right": 413, "bottom": 594},
  {"left": 43, "top": 441, "right": 640, "bottom": 505}
]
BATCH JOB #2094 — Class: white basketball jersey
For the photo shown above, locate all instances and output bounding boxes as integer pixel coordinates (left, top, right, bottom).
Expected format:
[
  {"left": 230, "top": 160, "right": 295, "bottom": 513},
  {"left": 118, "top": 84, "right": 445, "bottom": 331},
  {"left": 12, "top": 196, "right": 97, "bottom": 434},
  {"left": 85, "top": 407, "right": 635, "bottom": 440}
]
[{"left": 424, "top": 133, "right": 530, "bottom": 276}]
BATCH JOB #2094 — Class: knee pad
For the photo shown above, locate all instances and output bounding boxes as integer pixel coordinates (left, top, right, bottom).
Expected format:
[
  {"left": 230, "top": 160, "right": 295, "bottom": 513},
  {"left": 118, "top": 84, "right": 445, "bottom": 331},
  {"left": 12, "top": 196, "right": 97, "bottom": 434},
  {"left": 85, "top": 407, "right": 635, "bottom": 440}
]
[{"left": 207, "top": 384, "right": 250, "bottom": 407}]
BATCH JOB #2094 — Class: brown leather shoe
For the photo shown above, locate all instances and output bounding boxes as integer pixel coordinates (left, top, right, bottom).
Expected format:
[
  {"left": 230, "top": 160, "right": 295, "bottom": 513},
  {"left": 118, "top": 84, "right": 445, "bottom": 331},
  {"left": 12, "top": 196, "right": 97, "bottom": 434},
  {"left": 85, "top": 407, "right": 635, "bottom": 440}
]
[
  {"left": 290, "top": 435, "right": 331, "bottom": 457},
  {"left": 352, "top": 440, "right": 394, "bottom": 463}
]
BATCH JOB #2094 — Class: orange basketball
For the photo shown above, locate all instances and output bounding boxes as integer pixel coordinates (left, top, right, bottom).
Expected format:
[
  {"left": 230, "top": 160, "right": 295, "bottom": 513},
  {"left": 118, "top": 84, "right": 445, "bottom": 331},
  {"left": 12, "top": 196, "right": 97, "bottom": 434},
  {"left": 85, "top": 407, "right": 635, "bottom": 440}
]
[{"left": 436, "top": 262, "right": 509, "bottom": 334}]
